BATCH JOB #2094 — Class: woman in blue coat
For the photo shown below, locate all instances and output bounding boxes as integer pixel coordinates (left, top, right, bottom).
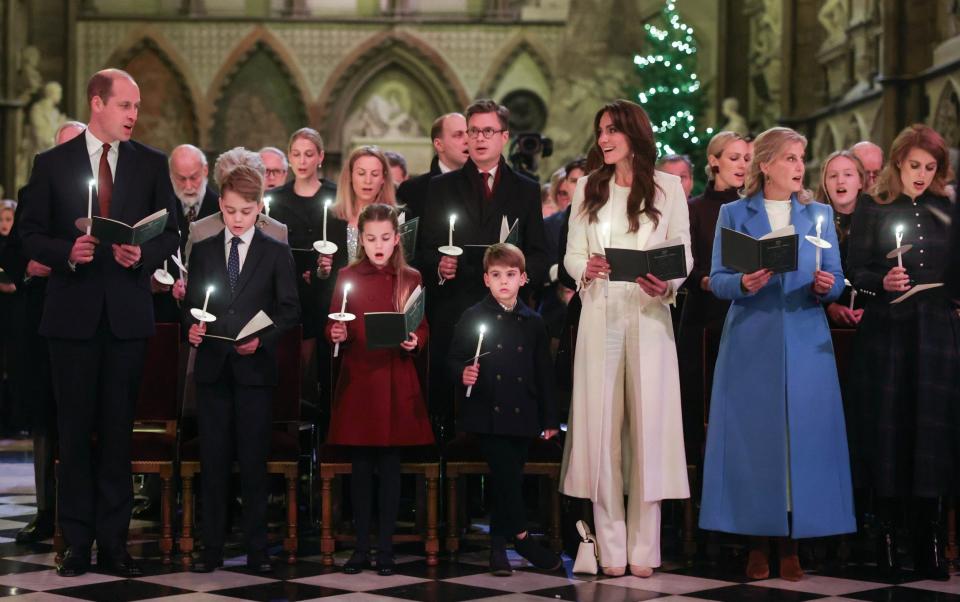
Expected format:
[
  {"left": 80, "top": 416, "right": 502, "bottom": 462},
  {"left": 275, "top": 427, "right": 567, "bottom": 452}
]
[{"left": 699, "top": 127, "right": 855, "bottom": 582}]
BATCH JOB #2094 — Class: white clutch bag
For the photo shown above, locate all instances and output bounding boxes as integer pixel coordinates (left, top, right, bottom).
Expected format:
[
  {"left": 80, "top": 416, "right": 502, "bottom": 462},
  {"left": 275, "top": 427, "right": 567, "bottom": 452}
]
[{"left": 572, "top": 519, "right": 599, "bottom": 575}]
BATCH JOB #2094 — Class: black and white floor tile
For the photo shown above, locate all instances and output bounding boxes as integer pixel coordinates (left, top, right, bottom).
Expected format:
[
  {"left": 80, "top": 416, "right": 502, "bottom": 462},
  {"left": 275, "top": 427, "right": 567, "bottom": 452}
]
[{"left": 0, "top": 444, "right": 956, "bottom": 601}]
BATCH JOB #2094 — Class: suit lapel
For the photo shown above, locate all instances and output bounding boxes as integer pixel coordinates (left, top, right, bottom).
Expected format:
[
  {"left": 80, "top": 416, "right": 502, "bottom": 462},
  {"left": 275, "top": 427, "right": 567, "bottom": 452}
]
[
  {"left": 111, "top": 141, "right": 137, "bottom": 222},
  {"left": 231, "top": 229, "right": 267, "bottom": 301},
  {"left": 743, "top": 192, "right": 772, "bottom": 239},
  {"left": 456, "top": 169, "right": 482, "bottom": 228}
]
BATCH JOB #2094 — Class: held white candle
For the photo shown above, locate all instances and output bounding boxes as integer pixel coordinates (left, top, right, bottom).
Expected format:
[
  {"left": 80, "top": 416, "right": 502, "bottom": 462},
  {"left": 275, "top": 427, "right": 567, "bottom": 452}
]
[
  {"left": 895, "top": 224, "right": 904, "bottom": 269},
  {"left": 163, "top": 260, "right": 168, "bottom": 273},
  {"left": 87, "top": 180, "right": 95, "bottom": 235},
  {"left": 340, "top": 282, "right": 351, "bottom": 315},
  {"left": 202, "top": 285, "right": 213, "bottom": 315},
  {"left": 848, "top": 288, "right": 857, "bottom": 311},
  {"left": 448, "top": 214, "right": 456, "bottom": 248},
  {"left": 263, "top": 195, "right": 272, "bottom": 217},
  {"left": 815, "top": 215, "right": 824, "bottom": 272},
  {"left": 465, "top": 324, "right": 486, "bottom": 398},
  {"left": 323, "top": 200, "right": 331, "bottom": 242}
]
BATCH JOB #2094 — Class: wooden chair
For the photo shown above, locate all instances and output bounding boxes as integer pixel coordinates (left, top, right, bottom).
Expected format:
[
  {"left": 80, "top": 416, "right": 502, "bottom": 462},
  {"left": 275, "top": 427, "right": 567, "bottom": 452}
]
[
  {"left": 444, "top": 433, "right": 563, "bottom": 556},
  {"left": 318, "top": 344, "right": 440, "bottom": 566},
  {"left": 53, "top": 323, "right": 181, "bottom": 564},
  {"left": 179, "top": 326, "right": 302, "bottom": 565}
]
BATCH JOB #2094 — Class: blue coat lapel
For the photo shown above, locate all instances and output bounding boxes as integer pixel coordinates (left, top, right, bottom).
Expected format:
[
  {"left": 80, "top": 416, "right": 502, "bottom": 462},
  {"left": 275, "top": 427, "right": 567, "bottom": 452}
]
[
  {"left": 743, "top": 192, "right": 772, "bottom": 239},
  {"left": 791, "top": 196, "right": 815, "bottom": 245}
]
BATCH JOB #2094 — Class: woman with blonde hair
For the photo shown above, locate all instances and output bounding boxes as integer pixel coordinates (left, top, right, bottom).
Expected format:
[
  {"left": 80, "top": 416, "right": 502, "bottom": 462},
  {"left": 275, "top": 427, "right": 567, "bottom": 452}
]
[
  {"left": 268, "top": 127, "right": 337, "bottom": 371},
  {"left": 677, "top": 131, "right": 750, "bottom": 457},
  {"left": 816, "top": 150, "right": 867, "bottom": 327},
  {"left": 699, "top": 127, "right": 855, "bottom": 581},
  {"left": 846, "top": 124, "right": 956, "bottom": 580}
]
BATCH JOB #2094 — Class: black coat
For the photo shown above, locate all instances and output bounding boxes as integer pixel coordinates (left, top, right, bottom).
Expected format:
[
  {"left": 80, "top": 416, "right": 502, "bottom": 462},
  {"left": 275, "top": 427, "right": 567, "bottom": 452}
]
[
  {"left": 421, "top": 158, "right": 548, "bottom": 331},
  {"left": 448, "top": 295, "right": 558, "bottom": 437},
  {"left": 18, "top": 134, "right": 180, "bottom": 339},
  {"left": 946, "top": 196, "right": 960, "bottom": 300},
  {"left": 266, "top": 180, "right": 337, "bottom": 339},
  {"left": 397, "top": 155, "right": 442, "bottom": 223},
  {"left": 184, "top": 227, "right": 300, "bottom": 387},
  {"left": 174, "top": 186, "right": 219, "bottom": 257}
]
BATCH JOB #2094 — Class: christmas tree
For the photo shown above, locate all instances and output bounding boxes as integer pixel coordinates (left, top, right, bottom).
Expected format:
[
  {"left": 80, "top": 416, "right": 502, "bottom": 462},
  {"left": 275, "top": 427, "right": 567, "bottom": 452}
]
[{"left": 632, "top": 0, "right": 712, "bottom": 176}]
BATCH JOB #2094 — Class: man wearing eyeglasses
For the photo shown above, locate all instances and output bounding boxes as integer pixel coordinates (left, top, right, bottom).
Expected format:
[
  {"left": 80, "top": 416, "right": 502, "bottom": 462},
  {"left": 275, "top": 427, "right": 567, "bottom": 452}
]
[
  {"left": 422, "top": 98, "right": 548, "bottom": 440},
  {"left": 258, "top": 147, "right": 289, "bottom": 190}
]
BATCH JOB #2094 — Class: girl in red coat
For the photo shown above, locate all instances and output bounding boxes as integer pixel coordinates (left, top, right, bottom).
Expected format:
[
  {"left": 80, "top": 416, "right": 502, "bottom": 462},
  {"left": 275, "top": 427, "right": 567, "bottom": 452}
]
[{"left": 326, "top": 203, "right": 433, "bottom": 576}]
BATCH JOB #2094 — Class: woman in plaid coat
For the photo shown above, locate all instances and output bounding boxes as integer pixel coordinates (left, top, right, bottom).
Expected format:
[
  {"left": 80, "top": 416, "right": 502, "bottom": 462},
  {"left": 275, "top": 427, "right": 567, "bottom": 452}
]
[{"left": 846, "top": 124, "right": 958, "bottom": 581}]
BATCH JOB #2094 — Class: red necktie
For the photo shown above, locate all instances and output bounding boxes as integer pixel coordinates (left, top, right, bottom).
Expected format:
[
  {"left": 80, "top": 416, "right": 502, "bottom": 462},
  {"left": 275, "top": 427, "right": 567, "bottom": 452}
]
[
  {"left": 98, "top": 143, "right": 113, "bottom": 218},
  {"left": 480, "top": 171, "right": 492, "bottom": 200}
]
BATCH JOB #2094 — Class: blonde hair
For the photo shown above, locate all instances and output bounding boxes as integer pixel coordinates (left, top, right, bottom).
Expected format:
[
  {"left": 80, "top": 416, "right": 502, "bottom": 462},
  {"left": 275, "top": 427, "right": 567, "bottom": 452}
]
[
  {"left": 815, "top": 150, "right": 865, "bottom": 205},
  {"left": 873, "top": 124, "right": 948, "bottom": 202},
  {"left": 332, "top": 146, "right": 396, "bottom": 221},
  {"left": 287, "top": 127, "right": 324, "bottom": 155},
  {"left": 743, "top": 126, "right": 813, "bottom": 203},
  {"left": 213, "top": 147, "right": 265, "bottom": 191},
  {"left": 704, "top": 131, "right": 747, "bottom": 180}
]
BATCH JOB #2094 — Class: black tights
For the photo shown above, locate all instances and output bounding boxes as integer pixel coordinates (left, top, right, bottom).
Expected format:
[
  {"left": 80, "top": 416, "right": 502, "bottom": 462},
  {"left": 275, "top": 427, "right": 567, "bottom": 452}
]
[{"left": 350, "top": 447, "right": 401, "bottom": 554}]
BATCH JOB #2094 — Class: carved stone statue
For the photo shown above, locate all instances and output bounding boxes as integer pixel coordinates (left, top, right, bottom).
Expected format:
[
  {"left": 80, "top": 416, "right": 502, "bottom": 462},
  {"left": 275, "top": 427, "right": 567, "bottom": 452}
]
[
  {"left": 17, "top": 46, "right": 43, "bottom": 103},
  {"left": 818, "top": 0, "right": 848, "bottom": 48},
  {"left": 720, "top": 97, "right": 750, "bottom": 135},
  {"left": 29, "top": 82, "right": 67, "bottom": 150},
  {"left": 353, "top": 93, "right": 423, "bottom": 139}
]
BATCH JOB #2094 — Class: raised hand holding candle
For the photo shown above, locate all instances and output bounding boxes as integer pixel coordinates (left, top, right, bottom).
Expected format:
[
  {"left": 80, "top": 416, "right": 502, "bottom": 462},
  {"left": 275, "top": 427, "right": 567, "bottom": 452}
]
[{"left": 465, "top": 324, "right": 486, "bottom": 398}]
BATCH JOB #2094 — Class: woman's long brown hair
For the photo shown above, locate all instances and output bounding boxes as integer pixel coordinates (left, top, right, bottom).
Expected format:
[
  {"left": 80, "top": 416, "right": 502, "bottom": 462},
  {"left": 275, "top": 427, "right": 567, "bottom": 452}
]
[
  {"left": 580, "top": 100, "right": 661, "bottom": 231},
  {"left": 352, "top": 203, "right": 417, "bottom": 311}
]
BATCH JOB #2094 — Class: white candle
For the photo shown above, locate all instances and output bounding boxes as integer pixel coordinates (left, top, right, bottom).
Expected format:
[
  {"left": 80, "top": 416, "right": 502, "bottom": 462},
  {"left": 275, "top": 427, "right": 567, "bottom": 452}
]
[
  {"left": 163, "top": 259, "right": 168, "bottom": 273},
  {"left": 87, "top": 180, "right": 95, "bottom": 235},
  {"left": 263, "top": 195, "right": 272, "bottom": 216},
  {"left": 895, "top": 224, "right": 904, "bottom": 269},
  {"left": 340, "top": 282, "right": 351, "bottom": 314},
  {"left": 815, "top": 215, "right": 824, "bottom": 272},
  {"left": 323, "top": 200, "right": 331, "bottom": 242},
  {"left": 848, "top": 288, "right": 857, "bottom": 311},
  {"left": 448, "top": 214, "right": 456, "bottom": 248},
  {"left": 202, "top": 285, "right": 213, "bottom": 315},
  {"left": 465, "top": 324, "right": 486, "bottom": 398}
]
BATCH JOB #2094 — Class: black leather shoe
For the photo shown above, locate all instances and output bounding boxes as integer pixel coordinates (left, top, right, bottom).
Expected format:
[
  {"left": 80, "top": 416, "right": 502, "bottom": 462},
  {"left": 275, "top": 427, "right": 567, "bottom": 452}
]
[
  {"left": 190, "top": 551, "right": 224, "bottom": 573},
  {"left": 15, "top": 511, "right": 55, "bottom": 544},
  {"left": 514, "top": 534, "right": 562, "bottom": 571},
  {"left": 876, "top": 526, "right": 902, "bottom": 581},
  {"left": 56, "top": 549, "right": 91, "bottom": 577},
  {"left": 246, "top": 551, "right": 273, "bottom": 574},
  {"left": 376, "top": 553, "right": 395, "bottom": 576},
  {"left": 342, "top": 550, "right": 369, "bottom": 574},
  {"left": 97, "top": 552, "right": 143, "bottom": 577},
  {"left": 914, "top": 528, "right": 950, "bottom": 581},
  {"left": 489, "top": 545, "right": 512, "bottom": 576}
]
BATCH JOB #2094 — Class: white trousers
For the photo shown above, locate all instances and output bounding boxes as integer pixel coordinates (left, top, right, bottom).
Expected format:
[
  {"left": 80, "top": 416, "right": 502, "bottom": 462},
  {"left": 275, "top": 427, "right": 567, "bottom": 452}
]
[{"left": 593, "top": 284, "right": 662, "bottom": 569}]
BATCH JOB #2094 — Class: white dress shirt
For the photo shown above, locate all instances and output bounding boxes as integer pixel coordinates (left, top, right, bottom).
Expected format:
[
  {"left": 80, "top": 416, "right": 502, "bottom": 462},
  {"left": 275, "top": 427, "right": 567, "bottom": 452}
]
[
  {"left": 224, "top": 225, "right": 256, "bottom": 272},
  {"left": 85, "top": 129, "right": 118, "bottom": 182}
]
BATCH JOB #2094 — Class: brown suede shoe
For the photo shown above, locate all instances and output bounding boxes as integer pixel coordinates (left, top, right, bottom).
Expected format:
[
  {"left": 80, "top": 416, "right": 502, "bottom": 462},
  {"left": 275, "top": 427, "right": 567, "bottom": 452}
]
[
  {"left": 745, "top": 548, "right": 770, "bottom": 580},
  {"left": 779, "top": 554, "right": 804, "bottom": 581}
]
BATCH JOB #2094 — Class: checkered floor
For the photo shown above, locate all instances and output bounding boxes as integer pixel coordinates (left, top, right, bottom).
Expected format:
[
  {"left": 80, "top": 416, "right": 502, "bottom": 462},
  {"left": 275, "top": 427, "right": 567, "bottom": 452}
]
[{"left": 0, "top": 452, "right": 957, "bottom": 601}]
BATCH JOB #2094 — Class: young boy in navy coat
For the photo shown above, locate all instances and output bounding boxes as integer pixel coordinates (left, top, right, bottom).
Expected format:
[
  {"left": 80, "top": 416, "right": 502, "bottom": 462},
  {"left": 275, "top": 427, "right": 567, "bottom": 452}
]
[
  {"left": 184, "top": 149, "right": 300, "bottom": 573},
  {"left": 448, "top": 243, "right": 561, "bottom": 575}
]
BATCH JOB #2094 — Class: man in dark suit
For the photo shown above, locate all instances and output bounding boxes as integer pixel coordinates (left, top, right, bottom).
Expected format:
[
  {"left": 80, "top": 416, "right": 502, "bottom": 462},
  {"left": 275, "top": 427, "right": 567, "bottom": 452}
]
[
  {"left": 184, "top": 150, "right": 299, "bottom": 573},
  {"left": 18, "top": 69, "right": 180, "bottom": 577},
  {"left": 156, "top": 144, "right": 219, "bottom": 322},
  {"left": 421, "top": 99, "right": 548, "bottom": 439},
  {"left": 397, "top": 112, "right": 469, "bottom": 221}
]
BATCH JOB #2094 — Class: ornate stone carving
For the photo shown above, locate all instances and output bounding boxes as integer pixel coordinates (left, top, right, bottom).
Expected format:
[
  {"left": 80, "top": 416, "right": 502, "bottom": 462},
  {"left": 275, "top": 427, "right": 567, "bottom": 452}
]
[
  {"left": 818, "top": 0, "right": 849, "bottom": 50},
  {"left": 719, "top": 97, "right": 749, "bottom": 135}
]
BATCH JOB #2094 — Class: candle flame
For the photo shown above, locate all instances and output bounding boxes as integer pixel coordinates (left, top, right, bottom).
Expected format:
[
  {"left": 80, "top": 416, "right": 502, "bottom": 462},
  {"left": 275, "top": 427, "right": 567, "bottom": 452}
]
[
  {"left": 89, "top": 179, "right": 97, "bottom": 188},
  {"left": 206, "top": 285, "right": 214, "bottom": 293},
  {"left": 817, "top": 215, "right": 823, "bottom": 225},
  {"left": 449, "top": 214, "right": 457, "bottom": 225},
  {"left": 479, "top": 324, "right": 486, "bottom": 334},
  {"left": 896, "top": 224, "right": 904, "bottom": 234},
  {"left": 324, "top": 199, "right": 332, "bottom": 208},
  {"left": 264, "top": 195, "right": 271, "bottom": 206},
  {"left": 344, "top": 282, "right": 352, "bottom": 292}
]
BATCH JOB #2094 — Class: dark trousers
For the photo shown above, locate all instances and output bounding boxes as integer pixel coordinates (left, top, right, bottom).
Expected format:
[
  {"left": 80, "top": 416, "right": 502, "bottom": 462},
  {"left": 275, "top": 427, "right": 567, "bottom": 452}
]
[
  {"left": 48, "top": 322, "right": 146, "bottom": 554},
  {"left": 350, "top": 446, "right": 401, "bottom": 554},
  {"left": 478, "top": 434, "right": 530, "bottom": 539},
  {"left": 197, "top": 360, "right": 273, "bottom": 553}
]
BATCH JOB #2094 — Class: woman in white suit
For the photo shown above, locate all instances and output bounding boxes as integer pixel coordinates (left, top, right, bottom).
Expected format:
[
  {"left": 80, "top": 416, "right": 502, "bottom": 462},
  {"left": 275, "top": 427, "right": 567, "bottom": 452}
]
[{"left": 560, "top": 99, "right": 692, "bottom": 577}]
